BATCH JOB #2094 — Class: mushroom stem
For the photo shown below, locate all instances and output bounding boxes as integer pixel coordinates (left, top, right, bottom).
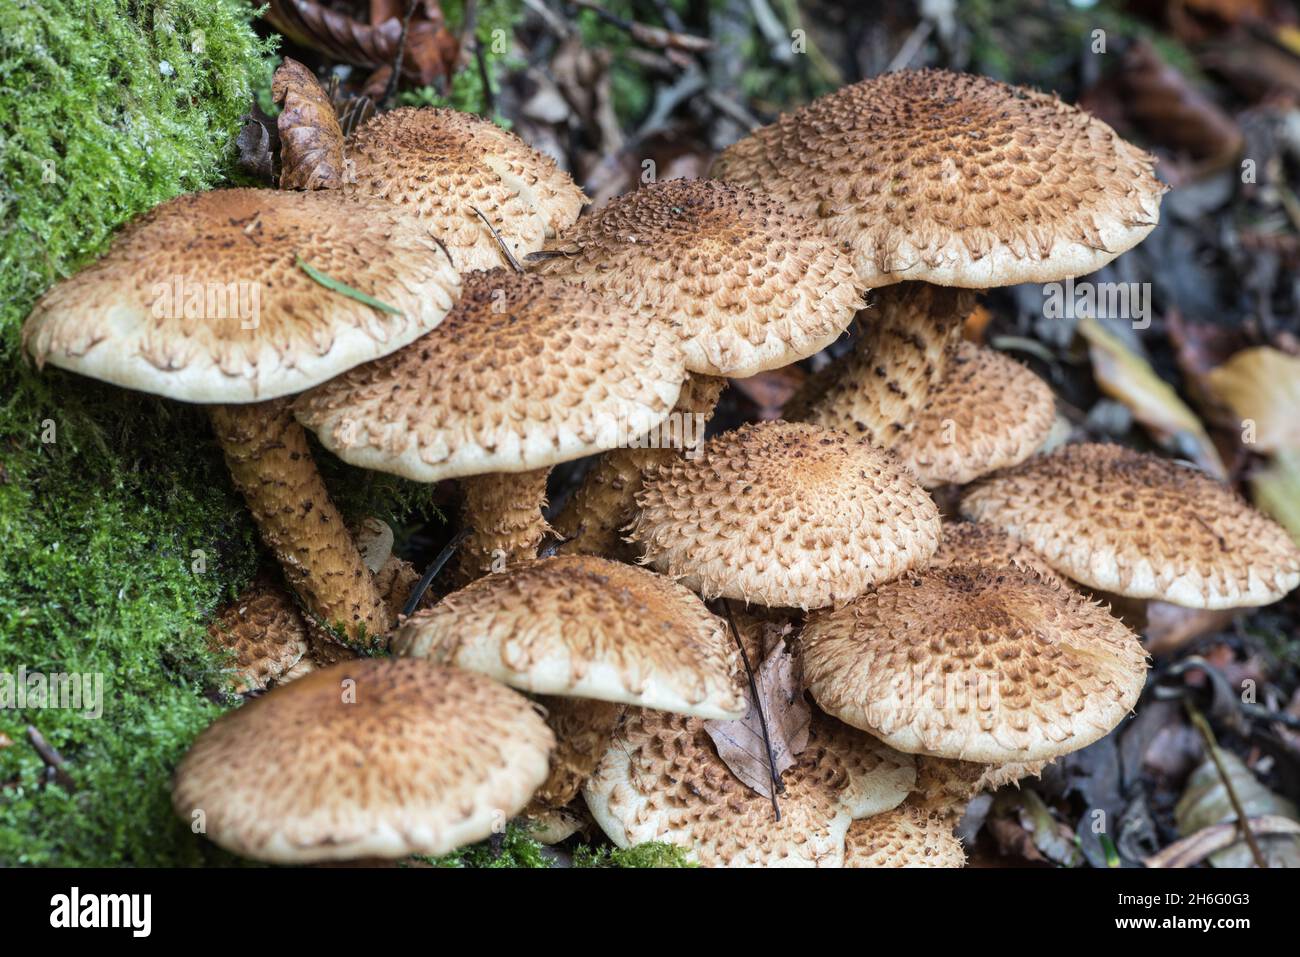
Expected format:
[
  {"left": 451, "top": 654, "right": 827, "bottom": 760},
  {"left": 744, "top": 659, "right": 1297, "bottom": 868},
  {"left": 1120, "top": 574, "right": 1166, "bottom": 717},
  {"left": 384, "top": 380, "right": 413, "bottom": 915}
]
[
  {"left": 789, "top": 283, "right": 975, "bottom": 448},
  {"left": 554, "top": 373, "right": 726, "bottom": 559},
  {"left": 455, "top": 467, "right": 553, "bottom": 582},
  {"left": 528, "top": 696, "right": 624, "bottom": 809},
  {"left": 208, "top": 400, "right": 388, "bottom": 647}
]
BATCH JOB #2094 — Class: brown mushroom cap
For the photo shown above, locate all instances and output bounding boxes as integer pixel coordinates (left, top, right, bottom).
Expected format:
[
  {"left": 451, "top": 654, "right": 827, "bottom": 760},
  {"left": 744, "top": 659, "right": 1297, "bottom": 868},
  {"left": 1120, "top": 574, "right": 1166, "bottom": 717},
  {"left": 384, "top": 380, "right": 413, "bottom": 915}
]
[
  {"left": 346, "top": 107, "right": 587, "bottom": 271},
  {"left": 712, "top": 69, "right": 1165, "bottom": 288},
  {"left": 582, "top": 708, "right": 915, "bottom": 867},
  {"left": 22, "top": 188, "right": 460, "bottom": 403},
  {"left": 391, "top": 555, "right": 746, "bottom": 719},
  {"left": 961, "top": 443, "right": 1300, "bottom": 608},
  {"left": 172, "top": 658, "right": 553, "bottom": 862},
  {"left": 894, "top": 342, "right": 1055, "bottom": 487},
  {"left": 802, "top": 565, "right": 1148, "bottom": 763},
  {"left": 294, "top": 269, "right": 684, "bottom": 482},
  {"left": 206, "top": 575, "right": 311, "bottom": 694},
  {"left": 932, "top": 520, "right": 1070, "bottom": 587},
  {"left": 912, "top": 754, "right": 1049, "bottom": 813},
  {"left": 842, "top": 804, "right": 966, "bottom": 868},
  {"left": 531, "top": 178, "right": 862, "bottom": 378},
  {"left": 628, "top": 421, "right": 941, "bottom": 609}
]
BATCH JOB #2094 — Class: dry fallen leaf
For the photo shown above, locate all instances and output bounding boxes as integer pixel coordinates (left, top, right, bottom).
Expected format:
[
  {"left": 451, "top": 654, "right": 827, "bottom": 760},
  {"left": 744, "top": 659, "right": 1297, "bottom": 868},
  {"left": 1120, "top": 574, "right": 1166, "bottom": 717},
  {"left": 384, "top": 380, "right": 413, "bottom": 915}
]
[
  {"left": 1204, "top": 347, "right": 1300, "bottom": 453},
  {"left": 1175, "top": 748, "right": 1300, "bottom": 867},
  {"left": 272, "top": 57, "right": 346, "bottom": 191},
  {"left": 704, "top": 626, "right": 810, "bottom": 800},
  {"left": 1146, "top": 816, "right": 1300, "bottom": 868},
  {"left": 1252, "top": 448, "right": 1300, "bottom": 548},
  {"left": 1078, "top": 315, "right": 1226, "bottom": 479}
]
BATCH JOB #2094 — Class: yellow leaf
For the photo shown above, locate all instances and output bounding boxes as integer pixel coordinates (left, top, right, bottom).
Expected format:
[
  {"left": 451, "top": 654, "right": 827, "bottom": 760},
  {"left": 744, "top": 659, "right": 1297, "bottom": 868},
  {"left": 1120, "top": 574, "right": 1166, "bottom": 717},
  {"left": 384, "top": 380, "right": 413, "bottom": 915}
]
[
  {"left": 1205, "top": 347, "right": 1300, "bottom": 453},
  {"left": 1078, "top": 316, "right": 1225, "bottom": 478},
  {"left": 1252, "top": 448, "right": 1300, "bottom": 549}
]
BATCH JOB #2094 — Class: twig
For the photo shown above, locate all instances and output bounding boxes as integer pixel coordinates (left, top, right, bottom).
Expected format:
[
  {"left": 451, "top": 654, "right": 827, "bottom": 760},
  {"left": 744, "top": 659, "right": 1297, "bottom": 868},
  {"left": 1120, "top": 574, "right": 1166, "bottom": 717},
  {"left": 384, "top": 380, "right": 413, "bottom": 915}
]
[
  {"left": 26, "top": 725, "right": 75, "bottom": 790},
  {"left": 470, "top": 206, "right": 524, "bottom": 273},
  {"left": 705, "top": 89, "right": 761, "bottom": 133},
  {"left": 886, "top": 19, "right": 933, "bottom": 72},
  {"left": 381, "top": 0, "right": 419, "bottom": 107},
  {"left": 1183, "top": 700, "right": 1268, "bottom": 868},
  {"left": 403, "top": 527, "right": 473, "bottom": 616},
  {"left": 570, "top": 0, "right": 713, "bottom": 54},
  {"left": 522, "top": 0, "right": 571, "bottom": 39},
  {"left": 721, "top": 600, "right": 782, "bottom": 820}
]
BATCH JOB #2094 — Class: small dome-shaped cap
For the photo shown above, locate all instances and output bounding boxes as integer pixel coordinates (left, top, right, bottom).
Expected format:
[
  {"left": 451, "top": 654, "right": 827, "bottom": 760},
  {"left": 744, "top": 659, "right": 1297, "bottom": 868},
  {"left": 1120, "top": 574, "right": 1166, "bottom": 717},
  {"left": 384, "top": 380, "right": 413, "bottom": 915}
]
[
  {"left": 294, "top": 269, "right": 684, "bottom": 482},
  {"left": 206, "top": 575, "right": 311, "bottom": 694},
  {"left": 346, "top": 107, "right": 587, "bottom": 271},
  {"left": 532, "top": 178, "right": 861, "bottom": 378},
  {"left": 895, "top": 342, "right": 1055, "bottom": 487},
  {"left": 172, "top": 658, "right": 553, "bottom": 862},
  {"left": 391, "top": 555, "right": 746, "bottom": 719},
  {"left": 629, "top": 421, "right": 940, "bottom": 609},
  {"left": 842, "top": 804, "right": 966, "bottom": 868},
  {"left": 583, "top": 708, "right": 915, "bottom": 867},
  {"left": 23, "top": 188, "right": 460, "bottom": 403},
  {"left": 802, "top": 565, "right": 1148, "bottom": 763},
  {"left": 961, "top": 443, "right": 1300, "bottom": 608},
  {"left": 932, "top": 521, "right": 1069, "bottom": 586},
  {"left": 712, "top": 69, "right": 1165, "bottom": 288}
]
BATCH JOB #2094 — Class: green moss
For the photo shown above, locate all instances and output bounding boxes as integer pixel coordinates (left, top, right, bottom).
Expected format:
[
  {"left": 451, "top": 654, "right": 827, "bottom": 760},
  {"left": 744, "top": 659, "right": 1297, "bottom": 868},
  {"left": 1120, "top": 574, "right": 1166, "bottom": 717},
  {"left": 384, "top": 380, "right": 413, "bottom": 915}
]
[
  {"left": 572, "top": 841, "right": 696, "bottom": 868},
  {"left": 0, "top": 1, "right": 277, "bottom": 866}
]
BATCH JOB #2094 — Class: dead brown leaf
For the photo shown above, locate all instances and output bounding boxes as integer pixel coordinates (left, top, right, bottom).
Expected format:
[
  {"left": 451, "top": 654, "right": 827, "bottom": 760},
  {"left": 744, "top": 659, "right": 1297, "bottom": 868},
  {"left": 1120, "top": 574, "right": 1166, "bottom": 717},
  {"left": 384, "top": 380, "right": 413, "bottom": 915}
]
[
  {"left": 1147, "top": 816, "right": 1300, "bottom": 868},
  {"left": 272, "top": 58, "right": 346, "bottom": 191},
  {"left": 704, "top": 631, "right": 810, "bottom": 800},
  {"left": 1204, "top": 347, "right": 1300, "bottom": 453}
]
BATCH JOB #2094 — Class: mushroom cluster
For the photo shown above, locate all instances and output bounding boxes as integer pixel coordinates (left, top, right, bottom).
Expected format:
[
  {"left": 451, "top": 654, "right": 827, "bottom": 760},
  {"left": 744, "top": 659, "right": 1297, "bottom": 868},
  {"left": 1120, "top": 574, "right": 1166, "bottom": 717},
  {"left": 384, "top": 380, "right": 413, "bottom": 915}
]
[{"left": 23, "top": 64, "right": 1300, "bottom": 867}]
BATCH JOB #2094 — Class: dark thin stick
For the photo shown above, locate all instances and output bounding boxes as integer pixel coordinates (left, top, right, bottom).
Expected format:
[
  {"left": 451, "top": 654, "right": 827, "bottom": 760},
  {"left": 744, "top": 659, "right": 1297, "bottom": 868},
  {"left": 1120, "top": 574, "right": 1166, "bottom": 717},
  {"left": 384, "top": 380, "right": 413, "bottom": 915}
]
[
  {"left": 430, "top": 234, "right": 455, "bottom": 269},
  {"left": 1184, "top": 701, "right": 1268, "bottom": 868},
  {"left": 720, "top": 600, "right": 781, "bottom": 820},
  {"left": 27, "top": 725, "right": 75, "bottom": 790},
  {"left": 403, "top": 527, "right": 473, "bottom": 617},
  {"left": 474, "top": 41, "right": 495, "bottom": 117},
  {"left": 382, "top": 0, "right": 419, "bottom": 107},
  {"left": 470, "top": 206, "right": 524, "bottom": 273}
]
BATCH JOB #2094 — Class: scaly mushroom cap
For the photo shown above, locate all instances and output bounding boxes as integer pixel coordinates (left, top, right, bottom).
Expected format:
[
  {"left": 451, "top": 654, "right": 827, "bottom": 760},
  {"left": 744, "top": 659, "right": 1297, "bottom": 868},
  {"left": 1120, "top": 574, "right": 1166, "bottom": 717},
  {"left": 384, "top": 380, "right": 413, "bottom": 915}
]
[
  {"left": 628, "top": 421, "right": 941, "bottom": 609},
  {"left": 294, "top": 269, "right": 684, "bottom": 482},
  {"left": 712, "top": 69, "right": 1165, "bottom": 288},
  {"left": 583, "top": 708, "right": 915, "bottom": 867},
  {"left": 391, "top": 555, "right": 746, "bottom": 719},
  {"left": 22, "top": 188, "right": 460, "bottom": 403},
  {"left": 802, "top": 565, "right": 1148, "bottom": 763},
  {"left": 172, "top": 659, "right": 554, "bottom": 863},
  {"left": 346, "top": 107, "right": 587, "bottom": 271},
  {"left": 961, "top": 443, "right": 1300, "bottom": 608},
  {"left": 531, "top": 179, "right": 862, "bottom": 377},
  {"left": 912, "top": 755, "right": 1049, "bottom": 813},
  {"left": 842, "top": 804, "right": 966, "bottom": 868},
  {"left": 895, "top": 342, "right": 1055, "bottom": 487},
  {"left": 932, "top": 521, "right": 1069, "bottom": 587},
  {"left": 206, "top": 575, "right": 311, "bottom": 695}
]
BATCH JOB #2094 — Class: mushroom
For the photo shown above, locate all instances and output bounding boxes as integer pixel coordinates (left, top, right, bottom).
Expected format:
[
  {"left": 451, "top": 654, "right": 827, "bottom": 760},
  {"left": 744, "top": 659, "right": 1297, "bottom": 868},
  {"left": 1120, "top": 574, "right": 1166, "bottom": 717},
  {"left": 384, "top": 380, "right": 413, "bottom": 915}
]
[
  {"left": 892, "top": 341, "right": 1056, "bottom": 487},
  {"left": 206, "top": 574, "right": 314, "bottom": 694},
  {"left": 930, "top": 519, "right": 1070, "bottom": 586},
  {"left": 294, "top": 269, "right": 685, "bottom": 581},
  {"left": 785, "top": 284, "right": 974, "bottom": 449},
  {"left": 582, "top": 707, "right": 916, "bottom": 867},
  {"left": 533, "top": 178, "right": 862, "bottom": 555},
  {"left": 627, "top": 421, "right": 940, "bottom": 609},
  {"left": 345, "top": 106, "right": 587, "bottom": 271},
  {"left": 960, "top": 442, "right": 1300, "bottom": 608},
  {"left": 172, "top": 658, "right": 554, "bottom": 863},
  {"left": 390, "top": 554, "right": 747, "bottom": 807},
  {"left": 718, "top": 69, "right": 1163, "bottom": 472},
  {"left": 842, "top": 805, "right": 967, "bottom": 869},
  {"left": 801, "top": 564, "right": 1149, "bottom": 763},
  {"left": 712, "top": 69, "right": 1166, "bottom": 289},
  {"left": 22, "top": 188, "right": 461, "bottom": 645}
]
